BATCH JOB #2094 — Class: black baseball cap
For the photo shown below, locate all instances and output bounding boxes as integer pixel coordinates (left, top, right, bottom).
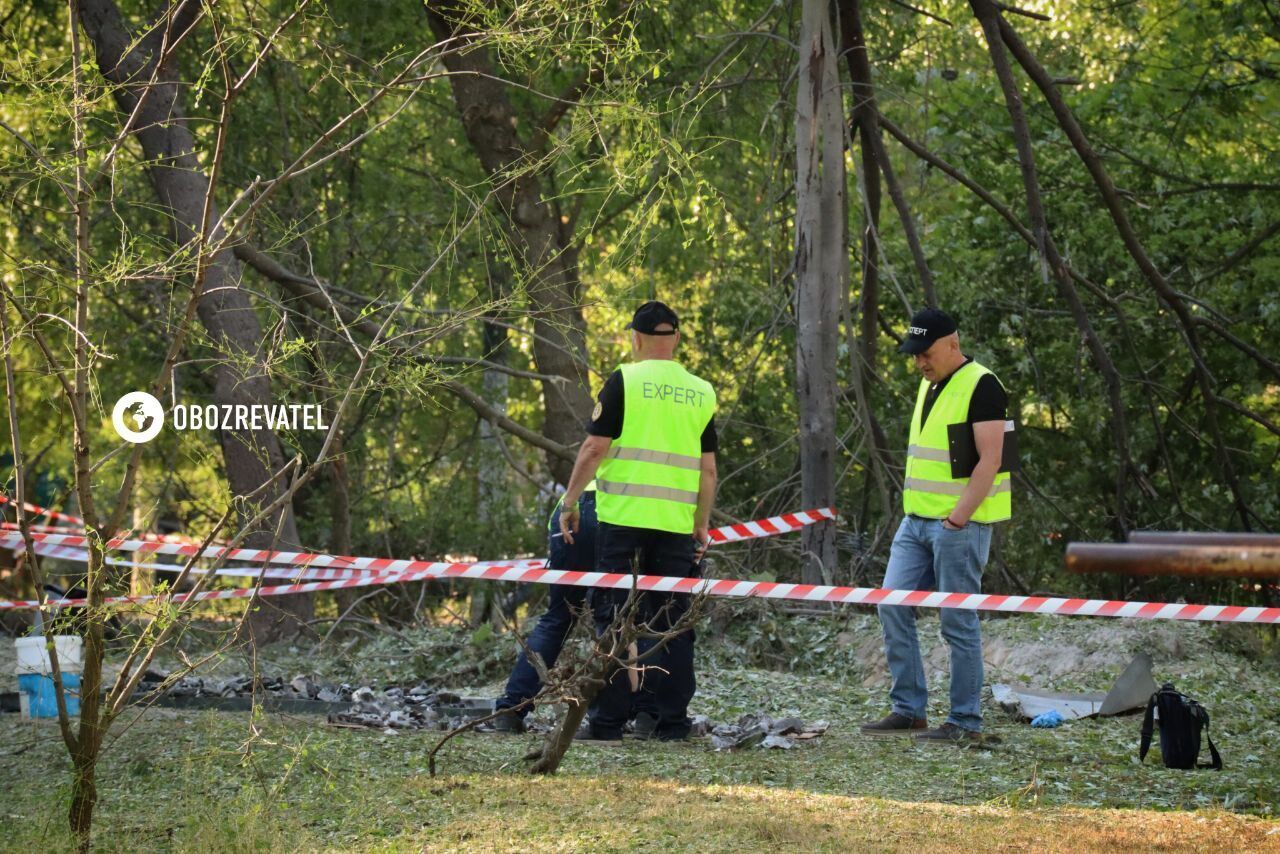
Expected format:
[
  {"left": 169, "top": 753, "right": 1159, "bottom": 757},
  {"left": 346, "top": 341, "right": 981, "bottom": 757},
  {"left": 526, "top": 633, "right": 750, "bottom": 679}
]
[
  {"left": 626, "top": 300, "right": 680, "bottom": 335},
  {"left": 898, "top": 308, "right": 958, "bottom": 355}
]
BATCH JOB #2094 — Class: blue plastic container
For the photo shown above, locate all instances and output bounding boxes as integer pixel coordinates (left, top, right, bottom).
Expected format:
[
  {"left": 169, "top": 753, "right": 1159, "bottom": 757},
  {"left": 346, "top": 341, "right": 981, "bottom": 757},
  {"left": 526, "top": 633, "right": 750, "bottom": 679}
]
[
  {"left": 17, "top": 672, "right": 81, "bottom": 718},
  {"left": 15, "top": 636, "right": 83, "bottom": 719}
]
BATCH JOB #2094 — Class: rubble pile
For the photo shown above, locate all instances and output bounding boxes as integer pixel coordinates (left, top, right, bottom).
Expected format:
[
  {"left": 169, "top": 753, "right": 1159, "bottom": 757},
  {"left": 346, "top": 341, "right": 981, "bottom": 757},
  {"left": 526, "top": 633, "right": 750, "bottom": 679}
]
[
  {"left": 329, "top": 686, "right": 490, "bottom": 732},
  {"left": 135, "top": 671, "right": 484, "bottom": 731},
  {"left": 132, "top": 672, "right": 832, "bottom": 746},
  {"left": 705, "top": 712, "right": 830, "bottom": 750}
]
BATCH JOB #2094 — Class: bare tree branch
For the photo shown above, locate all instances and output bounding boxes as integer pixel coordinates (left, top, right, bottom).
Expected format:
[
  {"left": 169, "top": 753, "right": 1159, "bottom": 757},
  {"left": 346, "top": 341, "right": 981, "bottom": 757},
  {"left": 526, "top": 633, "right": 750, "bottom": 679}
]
[{"left": 995, "top": 8, "right": 1255, "bottom": 529}]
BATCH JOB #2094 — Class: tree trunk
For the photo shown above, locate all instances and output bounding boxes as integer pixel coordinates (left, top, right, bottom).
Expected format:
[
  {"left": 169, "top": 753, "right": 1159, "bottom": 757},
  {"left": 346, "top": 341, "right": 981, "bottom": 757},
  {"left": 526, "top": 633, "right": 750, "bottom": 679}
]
[
  {"left": 329, "top": 405, "right": 362, "bottom": 617},
  {"left": 426, "top": 4, "right": 593, "bottom": 485},
  {"left": 794, "top": 0, "right": 845, "bottom": 584},
  {"left": 470, "top": 258, "right": 514, "bottom": 627},
  {"left": 77, "top": 0, "right": 312, "bottom": 639},
  {"left": 477, "top": 257, "right": 513, "bottom": 538},
  {"left": 68, "top": 701, "right": 100, "bottom": 847}
]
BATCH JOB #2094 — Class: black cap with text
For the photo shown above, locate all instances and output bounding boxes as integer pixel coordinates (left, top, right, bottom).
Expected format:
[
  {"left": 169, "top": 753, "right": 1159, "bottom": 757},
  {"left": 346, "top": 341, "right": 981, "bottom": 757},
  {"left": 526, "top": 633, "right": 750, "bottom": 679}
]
[
  {"left": 897, "top": 308, "right": 958, "bottom": 354},
  {"left": 626, "top": 301, "right": 680, "bottom": 335}
]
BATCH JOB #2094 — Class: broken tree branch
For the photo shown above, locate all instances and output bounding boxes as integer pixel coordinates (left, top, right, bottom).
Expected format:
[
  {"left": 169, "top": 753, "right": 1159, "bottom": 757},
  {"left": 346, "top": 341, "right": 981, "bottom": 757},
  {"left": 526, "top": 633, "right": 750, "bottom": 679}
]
[{"left": 995, "top": 9, "right": 1255, "bottom": 529}]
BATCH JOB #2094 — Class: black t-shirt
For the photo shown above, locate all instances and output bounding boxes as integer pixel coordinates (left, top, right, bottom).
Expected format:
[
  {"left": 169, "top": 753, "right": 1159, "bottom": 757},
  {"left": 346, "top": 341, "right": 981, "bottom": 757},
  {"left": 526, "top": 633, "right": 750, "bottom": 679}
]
[
  {"left": 587, "top": 369, "right": 718, "bottom": 453},
  {"left": 919, "top": 359, "right": 1008, "bottom": 426}
]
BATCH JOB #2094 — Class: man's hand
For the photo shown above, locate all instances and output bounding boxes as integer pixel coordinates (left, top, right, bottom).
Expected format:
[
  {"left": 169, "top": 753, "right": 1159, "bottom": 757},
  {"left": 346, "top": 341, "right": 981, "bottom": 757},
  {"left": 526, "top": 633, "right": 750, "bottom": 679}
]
[
  {"left": 560, "top": 503, "right": 580, "bottom": 545},
  {"left": 693, "top": 525, "right": 711, "bottom": 559}
]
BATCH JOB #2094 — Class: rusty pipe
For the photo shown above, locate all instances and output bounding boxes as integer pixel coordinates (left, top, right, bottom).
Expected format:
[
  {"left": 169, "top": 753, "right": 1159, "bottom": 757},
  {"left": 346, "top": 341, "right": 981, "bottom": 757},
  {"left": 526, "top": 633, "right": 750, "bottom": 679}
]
[
  {"left": 1065, "top": 542, "right": 1280, "bottom": 579},
  {"left": 1128, "top": 531, "right": 1280, "bottom": 548}
]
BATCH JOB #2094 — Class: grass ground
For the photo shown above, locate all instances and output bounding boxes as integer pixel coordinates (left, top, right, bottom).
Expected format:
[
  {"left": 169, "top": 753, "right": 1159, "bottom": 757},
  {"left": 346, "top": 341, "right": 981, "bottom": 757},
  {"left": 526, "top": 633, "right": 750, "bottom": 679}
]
[{"left": 2, "top": 608, "right": 1278, "bottom": 851}]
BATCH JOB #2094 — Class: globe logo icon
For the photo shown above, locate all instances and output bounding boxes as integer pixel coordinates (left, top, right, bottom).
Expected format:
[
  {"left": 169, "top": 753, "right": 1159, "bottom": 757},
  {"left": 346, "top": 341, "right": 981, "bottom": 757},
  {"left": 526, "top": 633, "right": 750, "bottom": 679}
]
[{"left": 111, "top": 392, "right": 165, "bottom": 444}]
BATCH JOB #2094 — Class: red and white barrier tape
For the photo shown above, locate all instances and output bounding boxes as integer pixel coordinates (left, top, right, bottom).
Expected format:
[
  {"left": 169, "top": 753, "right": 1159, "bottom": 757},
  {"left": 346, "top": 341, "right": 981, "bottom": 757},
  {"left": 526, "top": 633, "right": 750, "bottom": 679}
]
[
  {"left": 0, "top": 508, "right": 837, "bottom": 576},
  {"left": 0, "top": 494, "right": 84, "bottom": 526},
  {"left": 0, "top": 502, "right": 209, "bottom": 546},
  {"left": 0, "top": 558, "right": 545, "bottom": 611},
  {"left": 710, "top": 508, "right": 836, "bottom": 543},
  {"left": 23, "top": 541, "right": 351, "bottom": 581},
  {"left": 1, "top": 522, "right": 81, "bottom": 535},
  {"left": 4, "top": 506, "right": 1269, "bottom": 623},
  {"left": 0, "top": 508, "right": 832, "bottom": 606},
  {"left": 1, "top": 556, "right": 1276, "bottom": 623}
]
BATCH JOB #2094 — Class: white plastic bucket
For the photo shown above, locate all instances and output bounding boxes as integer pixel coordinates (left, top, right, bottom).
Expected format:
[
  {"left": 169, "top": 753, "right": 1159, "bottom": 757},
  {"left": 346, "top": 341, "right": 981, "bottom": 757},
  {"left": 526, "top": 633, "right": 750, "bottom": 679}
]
[{"left": 14, "top": 636, "right": 83, "bottom": 720}]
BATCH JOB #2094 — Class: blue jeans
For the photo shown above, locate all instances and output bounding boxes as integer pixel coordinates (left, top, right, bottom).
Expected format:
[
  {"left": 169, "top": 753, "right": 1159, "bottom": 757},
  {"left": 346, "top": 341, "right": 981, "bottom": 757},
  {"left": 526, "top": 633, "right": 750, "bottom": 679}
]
[
  {"left": 496, "top": 494, "right": 597, "bottom": 716},
  {"left": 877, "top": 515, "right": 992, "bottom": 731}
]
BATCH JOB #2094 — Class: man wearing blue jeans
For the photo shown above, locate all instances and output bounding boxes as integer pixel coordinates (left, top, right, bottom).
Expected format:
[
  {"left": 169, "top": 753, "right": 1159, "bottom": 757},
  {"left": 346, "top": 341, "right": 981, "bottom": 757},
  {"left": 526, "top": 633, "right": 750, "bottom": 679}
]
[
  {"left": 862, "top": 308, "right": 1013, "bottom": 745},
  {"left": 492, "top": 488, "right": 597, "bottom": 732}
]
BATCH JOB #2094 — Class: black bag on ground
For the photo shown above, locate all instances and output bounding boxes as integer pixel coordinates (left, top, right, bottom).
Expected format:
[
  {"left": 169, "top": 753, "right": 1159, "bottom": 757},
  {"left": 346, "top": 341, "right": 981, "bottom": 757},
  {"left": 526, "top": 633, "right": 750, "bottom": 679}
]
[{"left": 1139, "top": 682, "right": 1222, "bottom": 770}]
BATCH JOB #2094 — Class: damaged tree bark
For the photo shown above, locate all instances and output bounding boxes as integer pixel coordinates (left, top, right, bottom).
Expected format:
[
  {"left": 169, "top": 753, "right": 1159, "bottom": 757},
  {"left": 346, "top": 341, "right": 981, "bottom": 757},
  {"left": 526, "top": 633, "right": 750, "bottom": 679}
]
[{"left": 793, "top": 0, "right": 845, "bottom": 584}]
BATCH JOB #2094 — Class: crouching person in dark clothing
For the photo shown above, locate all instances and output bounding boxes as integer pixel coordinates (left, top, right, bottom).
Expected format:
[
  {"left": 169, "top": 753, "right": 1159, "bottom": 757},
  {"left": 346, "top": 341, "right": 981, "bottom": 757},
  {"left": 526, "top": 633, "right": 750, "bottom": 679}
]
[{"left": 492, "top": 485, "right": 597, "bottom": 733}]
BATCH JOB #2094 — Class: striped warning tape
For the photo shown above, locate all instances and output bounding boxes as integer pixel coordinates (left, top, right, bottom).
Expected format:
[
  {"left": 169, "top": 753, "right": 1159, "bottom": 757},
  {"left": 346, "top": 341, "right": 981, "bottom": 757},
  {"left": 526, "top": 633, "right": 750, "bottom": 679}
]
[
  {"left": 710, "top": 508, "right": 837, "bottom": 543},
  {"left": 3, "top": 507, "right": 1270, "bottom": 623},
  {"left": 1, "top": 522, "right": 83, "bottom": 535},
  {"left": 21, "top": 540, "right": 358, "bottom": 581},
  {"left": 0, "top": 494, "right": 84, "bottom": 526},
  {"left": 0, "top": 508, "right": 837, "bottom": 576},
  {"left": 0, "top": 558, "right": 545, "bottom": 611},
  {"left": 0, "top": 506, "right": 210, "bottom": 546},
  {"left": 1, "top": 554, "right": 1275, "bottom": 623}
]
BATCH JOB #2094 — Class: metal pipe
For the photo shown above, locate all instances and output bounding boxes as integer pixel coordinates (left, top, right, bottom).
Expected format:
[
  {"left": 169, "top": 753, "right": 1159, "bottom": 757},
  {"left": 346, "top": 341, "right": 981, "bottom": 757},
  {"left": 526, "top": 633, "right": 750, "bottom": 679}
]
[
  {"left": 1065, "top": 542, "right": 1280, "bottom": 579},
  {"left": 1128, "top": 531, "right": 1280, "bottom": 548}
]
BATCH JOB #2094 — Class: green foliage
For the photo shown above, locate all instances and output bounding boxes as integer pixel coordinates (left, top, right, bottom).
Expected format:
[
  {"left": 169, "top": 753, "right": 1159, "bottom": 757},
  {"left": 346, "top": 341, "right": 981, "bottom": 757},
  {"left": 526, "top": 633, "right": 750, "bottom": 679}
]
[{"left": 1, "top": 0, "right": 1276, "bottom": 606}]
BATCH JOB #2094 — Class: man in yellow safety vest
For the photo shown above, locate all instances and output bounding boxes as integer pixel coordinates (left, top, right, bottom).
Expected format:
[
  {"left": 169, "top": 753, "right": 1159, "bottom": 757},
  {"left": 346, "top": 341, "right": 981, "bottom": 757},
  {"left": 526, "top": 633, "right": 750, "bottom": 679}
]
[
  {"left": 861, "top": 308, "right": 1013, "bottom": 745},
  {"left": 558, "top": 300, "right": 718, "bottom": 742}
]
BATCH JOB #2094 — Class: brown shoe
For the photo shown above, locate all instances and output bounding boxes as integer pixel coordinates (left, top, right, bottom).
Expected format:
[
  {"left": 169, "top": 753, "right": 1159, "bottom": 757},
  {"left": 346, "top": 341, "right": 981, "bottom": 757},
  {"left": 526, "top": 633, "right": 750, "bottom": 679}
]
[
  {"left": 912, "top": 722, "right": 982, "bottom": 746},
  {"left": 860, "top": 712, "right": 928, "bottom": 737}
]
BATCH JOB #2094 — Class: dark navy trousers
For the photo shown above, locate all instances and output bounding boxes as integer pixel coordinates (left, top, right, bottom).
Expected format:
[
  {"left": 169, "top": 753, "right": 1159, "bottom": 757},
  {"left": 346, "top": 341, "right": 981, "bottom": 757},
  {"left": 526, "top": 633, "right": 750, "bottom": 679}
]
[
  {"left": 496, "top": 494, "right": 597, "bottom": 716},
  {"left": 589, "top": 520, "right": 698, "bottom": 740}
]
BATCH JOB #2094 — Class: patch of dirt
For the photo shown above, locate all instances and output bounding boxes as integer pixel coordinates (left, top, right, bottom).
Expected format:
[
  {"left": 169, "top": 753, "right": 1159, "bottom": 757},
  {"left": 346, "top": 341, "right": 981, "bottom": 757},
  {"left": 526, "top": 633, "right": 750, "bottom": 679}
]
[{"left": 836, "top": 613, "right": 1228, "bottom": 692}]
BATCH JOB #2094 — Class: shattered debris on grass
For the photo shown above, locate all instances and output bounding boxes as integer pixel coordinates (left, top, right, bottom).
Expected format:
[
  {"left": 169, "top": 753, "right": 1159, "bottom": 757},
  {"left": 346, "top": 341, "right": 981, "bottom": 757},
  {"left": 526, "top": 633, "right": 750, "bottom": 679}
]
[
  {"left": 992, "top": 652, "right": 1158, "bottom": 723},
  {"left": 330, "top": 695, "right": 833, "bottom": 748},
  {"left": 327, "top": 687, "right": 488, "bottom": 731},
  {"left": 709, "top": 712, "right": 830, "bottom": 750},
  {"left": 131, "top": 670, "right": 499, "bottom": 731},
  {"left": 137, "top": 672, "right": 365, "bottom": 702}
]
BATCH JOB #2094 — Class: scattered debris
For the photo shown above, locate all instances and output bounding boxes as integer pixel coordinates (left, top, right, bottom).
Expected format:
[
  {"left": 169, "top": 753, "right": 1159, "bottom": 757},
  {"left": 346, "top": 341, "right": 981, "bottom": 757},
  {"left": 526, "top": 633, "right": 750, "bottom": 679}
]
[
  {"left": 994, "top": 653, "right": 1158, "bottom": 722},
  {"left": 328, "top": 685, "right": 474, "bottom": 731},
  {"left": 1098, "top": 653, "right": 1159, "bottom": 716},
  {"left": 127, "top": 670, "right": 833, "bottom": 746},
  {"left": 128, "top": 670, "right": 480, "bottom": 728},
  {"left": 992, "top": 684, "right": 1107, "bottom": 721},
  {"left": 708, "top": 713, "right": 829, "bottom": 750}
]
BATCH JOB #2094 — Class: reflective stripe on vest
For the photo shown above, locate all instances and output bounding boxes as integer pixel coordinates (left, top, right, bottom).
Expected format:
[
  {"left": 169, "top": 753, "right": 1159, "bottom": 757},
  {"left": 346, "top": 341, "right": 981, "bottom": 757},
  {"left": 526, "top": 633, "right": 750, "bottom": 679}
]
[
  {"left": 605, "top": 446, "right": 702, "bottom": 471},
  {"left": 596, "top": 479, "right": 699, "bottom": 505},
  {"left": 595, "top": 360, "right": 716, "bottom": 534},
  {"left": 902, "top": 361, "right": 1012, "bottom": 523},
  {"left": 903, "top": 477, "right": 1012, "bottom": 497}
]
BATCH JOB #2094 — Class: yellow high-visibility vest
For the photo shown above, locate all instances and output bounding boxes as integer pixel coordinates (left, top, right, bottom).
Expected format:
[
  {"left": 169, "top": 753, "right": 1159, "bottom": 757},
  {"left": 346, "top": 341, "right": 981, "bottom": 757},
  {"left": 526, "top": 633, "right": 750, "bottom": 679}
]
[
  {"left": 595, "top": 360, "right": 716, "bottom": 534},
  {"left": 903, "top": 361, "right": 1011, "bottom": 523}
]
